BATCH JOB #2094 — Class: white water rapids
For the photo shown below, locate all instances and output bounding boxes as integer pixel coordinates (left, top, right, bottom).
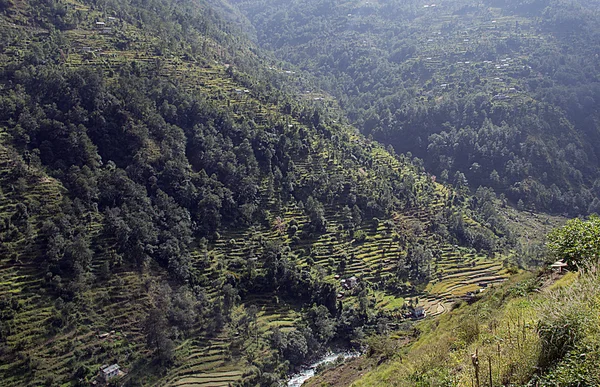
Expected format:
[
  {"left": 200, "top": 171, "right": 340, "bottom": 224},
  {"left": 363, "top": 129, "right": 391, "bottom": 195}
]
[{"left": 286, "top": 351, "right": 360, "bottom": 387}]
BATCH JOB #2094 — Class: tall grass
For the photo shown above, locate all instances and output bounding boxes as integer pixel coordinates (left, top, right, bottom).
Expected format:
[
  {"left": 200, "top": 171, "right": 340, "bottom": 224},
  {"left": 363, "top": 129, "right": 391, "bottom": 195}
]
[
  {"left": 535, "top": 265, "right": 600, "bottom": 385},
  {"left": 353, "top": 269, "right": 600, "bottom": 387}
]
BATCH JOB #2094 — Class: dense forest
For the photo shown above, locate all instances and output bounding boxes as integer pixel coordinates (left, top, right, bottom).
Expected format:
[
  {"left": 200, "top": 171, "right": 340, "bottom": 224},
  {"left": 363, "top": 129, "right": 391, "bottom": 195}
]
[
  {"left": 232, "top": 0, "right": 600, "bottom": 215},
  {"left": 0, "top": 0, "right": 525, "bottom": 385}
]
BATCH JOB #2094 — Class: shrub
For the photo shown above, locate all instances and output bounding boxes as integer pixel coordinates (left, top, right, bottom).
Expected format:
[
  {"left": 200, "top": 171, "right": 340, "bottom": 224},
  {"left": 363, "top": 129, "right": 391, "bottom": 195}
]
[
  {"left": 547, "top": 215, "right": 600, "bottom": 268},
  {"left": 537, "top": 266, "right": 600, "bottom": 369},
  {"left": 354, "top": 230, "right": 367, "bottom": 243}
]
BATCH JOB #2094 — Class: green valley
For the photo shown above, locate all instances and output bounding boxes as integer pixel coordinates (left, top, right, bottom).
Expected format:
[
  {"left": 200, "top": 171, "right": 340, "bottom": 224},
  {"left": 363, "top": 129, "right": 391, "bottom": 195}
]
[{"left": 0, "top": 0, "right": 597, "bottom": 386}]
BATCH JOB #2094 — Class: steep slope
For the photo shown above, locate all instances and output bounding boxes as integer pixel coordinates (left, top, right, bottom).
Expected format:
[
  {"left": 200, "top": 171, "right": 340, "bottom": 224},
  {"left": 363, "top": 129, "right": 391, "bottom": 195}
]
[
  {"left": 231, "top": 0, "right": 600, "bottom": 215},
  {"left": 0, "top": 0, "right": 518, "bottom": 385},
  {"left": 350, "top": 268, "right": 600, "bottom": 387}
]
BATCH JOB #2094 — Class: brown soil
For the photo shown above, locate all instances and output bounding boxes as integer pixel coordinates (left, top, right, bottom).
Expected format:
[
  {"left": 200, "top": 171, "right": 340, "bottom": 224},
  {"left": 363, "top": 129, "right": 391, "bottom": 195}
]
[{"left": 301, "top": 356, "right": 376, "bottom": 387}]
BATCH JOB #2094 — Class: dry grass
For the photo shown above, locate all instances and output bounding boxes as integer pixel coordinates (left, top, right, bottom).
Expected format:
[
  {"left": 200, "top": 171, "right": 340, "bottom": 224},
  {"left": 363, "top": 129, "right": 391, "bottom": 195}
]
[{"left": 352, "top": 267, "right": 600, "bottom": 387}]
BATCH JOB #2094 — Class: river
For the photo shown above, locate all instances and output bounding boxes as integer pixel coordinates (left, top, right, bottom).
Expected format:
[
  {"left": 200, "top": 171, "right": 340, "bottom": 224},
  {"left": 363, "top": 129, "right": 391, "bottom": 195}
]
[{"left": 286, "top": 351, "right": 360, "bottom": 387}]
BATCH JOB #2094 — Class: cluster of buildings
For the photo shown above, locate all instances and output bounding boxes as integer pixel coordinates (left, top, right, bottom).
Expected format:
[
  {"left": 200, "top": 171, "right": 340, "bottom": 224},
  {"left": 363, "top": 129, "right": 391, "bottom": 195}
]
[{"left": 95, "top": 17, "right": 118, "bottom": 34}]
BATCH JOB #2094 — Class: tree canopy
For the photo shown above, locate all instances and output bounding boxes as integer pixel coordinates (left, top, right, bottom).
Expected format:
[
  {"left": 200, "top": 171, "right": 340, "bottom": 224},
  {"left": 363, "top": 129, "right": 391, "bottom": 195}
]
[{"left": 547, "top": 215, "right": 600, "bottom": 267}]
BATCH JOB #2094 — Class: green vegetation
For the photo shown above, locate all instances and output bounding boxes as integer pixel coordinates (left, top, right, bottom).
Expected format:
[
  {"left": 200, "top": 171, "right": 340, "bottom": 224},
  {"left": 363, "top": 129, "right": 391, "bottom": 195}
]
[
  {"left": 351, "top": 268, "right": 600, "bottom": 387},
  {"left": 0, "top": 0, "right": 525, "bottom": 385},
  {"left": 233, "top": 0, "right": 600, "bottom": 215},
  {"left": 346, "top": 215, "right": 600, "bottom": 386},
  {"left": 0, "top": 0, "right": 593, "bottom": 385},
  {"left": 547, "top": 214, "right": 600, "bottom": 267}
]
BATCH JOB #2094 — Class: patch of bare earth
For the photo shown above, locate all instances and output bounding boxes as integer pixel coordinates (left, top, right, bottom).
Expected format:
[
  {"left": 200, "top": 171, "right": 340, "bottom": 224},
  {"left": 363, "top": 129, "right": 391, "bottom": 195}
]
[{"left": 302, "top": 356, "right": 375, "bottom": 387}]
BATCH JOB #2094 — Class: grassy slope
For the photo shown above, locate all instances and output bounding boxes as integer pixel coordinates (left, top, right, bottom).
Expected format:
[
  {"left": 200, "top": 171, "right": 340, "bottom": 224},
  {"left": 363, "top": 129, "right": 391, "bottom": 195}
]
[{"left": 349, "top": 269, "right": 600, "bottom": 387}]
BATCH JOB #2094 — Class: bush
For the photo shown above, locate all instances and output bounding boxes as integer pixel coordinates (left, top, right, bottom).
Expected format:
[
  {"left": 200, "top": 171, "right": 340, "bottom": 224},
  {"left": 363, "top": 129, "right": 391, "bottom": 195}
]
[
  {"left": 457, "top": 318, "right": 479, "bottom": 346},
  {"left": 534, "top": 342, "right": 600, "bottom": 386},
  {"left": 547, "top": 215, "right": 600, "bottom": 268},
  {"left": 353, "top": 230, "right": 367, "bottom": 243},
  {"left": 537, "top": 266, "right": 600, "bottom": 369}
]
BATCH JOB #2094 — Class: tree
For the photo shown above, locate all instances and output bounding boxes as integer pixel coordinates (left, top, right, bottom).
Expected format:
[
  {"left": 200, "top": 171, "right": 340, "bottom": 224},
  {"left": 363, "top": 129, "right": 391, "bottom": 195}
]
[
  {"left": 406, "top": 245, "right": 433, "bottom": 283},
  {"left": 305, "top": 196, "right": 326, "bottom": 233},
  {"left": 144, "top": 308, "right": 175, "bottom": 365},
  {"left": 306, "top": 304, "right": 337, "bottom": 343},
  {"left": 352, "top": 205, "right": 362, "bottom": 229},
  {"left": 547, "top": 215, "right": 600, "bottom": 268},
  {"left": 281, "top": 329, "right": 308, "bottom": 366}
]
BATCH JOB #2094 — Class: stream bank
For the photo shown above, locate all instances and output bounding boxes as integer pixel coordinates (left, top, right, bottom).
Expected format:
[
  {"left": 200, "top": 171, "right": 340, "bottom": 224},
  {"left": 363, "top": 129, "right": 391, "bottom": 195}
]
[{"left": 287, "top": 351, "right": 360, "bottom": 387}]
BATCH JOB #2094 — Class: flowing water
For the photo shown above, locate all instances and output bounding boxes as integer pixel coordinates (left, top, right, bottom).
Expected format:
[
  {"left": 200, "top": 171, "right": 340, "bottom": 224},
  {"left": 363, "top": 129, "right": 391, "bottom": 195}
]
[{"left": 286, "top": 351, "right": 360, "bottom": 387}]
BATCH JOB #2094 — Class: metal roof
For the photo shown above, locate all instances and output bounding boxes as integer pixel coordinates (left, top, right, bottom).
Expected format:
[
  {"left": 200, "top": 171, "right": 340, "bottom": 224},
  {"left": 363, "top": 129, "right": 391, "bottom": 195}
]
[{"left": 102, "top": 364, "right": 120, "bottom": 374}]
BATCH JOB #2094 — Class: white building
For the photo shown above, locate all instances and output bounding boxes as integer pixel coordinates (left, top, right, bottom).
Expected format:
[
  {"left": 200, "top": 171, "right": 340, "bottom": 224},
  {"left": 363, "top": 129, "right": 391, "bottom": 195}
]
[{"left": 100, "top": 364, "right": 120, "bottom": 382}]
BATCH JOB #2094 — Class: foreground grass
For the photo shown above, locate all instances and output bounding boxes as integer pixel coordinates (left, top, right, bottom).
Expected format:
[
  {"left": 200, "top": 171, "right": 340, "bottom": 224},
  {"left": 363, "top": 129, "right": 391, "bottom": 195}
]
[{"left": 352, "top": 268, "right": 600, "bottom": 387}]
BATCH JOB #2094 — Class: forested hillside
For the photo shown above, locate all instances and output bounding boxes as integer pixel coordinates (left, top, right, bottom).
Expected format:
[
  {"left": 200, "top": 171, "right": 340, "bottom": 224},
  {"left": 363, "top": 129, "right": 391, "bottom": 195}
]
[
  {"left": 232, "top": 0, "right": 600, "bottom": 215},
  {"left": 0, "top": 0, "right": 524, "bottom": 385}
]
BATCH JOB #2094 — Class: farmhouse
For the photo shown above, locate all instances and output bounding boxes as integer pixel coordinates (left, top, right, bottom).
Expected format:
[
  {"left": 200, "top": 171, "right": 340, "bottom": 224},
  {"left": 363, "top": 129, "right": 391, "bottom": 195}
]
[
  {"left": 551, "top": 260, "right": 568, "bottom": 273},
  {"left": 413, "top": 306, "right": 425, "bottom": 319},
  {"left": 347, "top": 276, "right": 358, "bottom": 288},
  {"left": 341, "top": 276, "right": 359, "bottom": 290},
  {"left": 99, "top": 364, "right": 120, "bottom": 382}
]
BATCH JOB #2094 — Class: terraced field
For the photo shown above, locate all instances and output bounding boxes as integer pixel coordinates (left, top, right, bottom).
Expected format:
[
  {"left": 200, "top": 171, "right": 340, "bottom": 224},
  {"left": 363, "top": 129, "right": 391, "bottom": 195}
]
[
  {"left": 0, "top": 131, "right": 250, "bottom": 386},
  {"left": 157, "top": 336, "right": 245, "bottom": 387},
  {"left": 0, "top": 140, "right": 145, "bottom": 384},
  {"left": 197, "top": 146, "right": 510, "bottom": 324},
  {"left": 0, "top": 119, "right": 518, "bottom": 386}
]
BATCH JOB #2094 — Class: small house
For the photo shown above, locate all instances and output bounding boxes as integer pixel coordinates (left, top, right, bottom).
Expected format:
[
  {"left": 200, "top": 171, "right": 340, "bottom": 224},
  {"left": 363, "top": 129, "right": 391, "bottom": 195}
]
[
  {"left": 551, "top": 260, "right": 568, "bottom": 274},
  {"left": 95, "top": 21, "right": 106, "bottom": 27},
  {"left": 341, "top": 276, "right": 358, "bottom": 290},
  {"left": 413, "top": 306, "right": 425, "bottom": 319},
  {"left": 100, "top": 364, "right": 120, "bottom": 381},
  {"left": 348, "top": 276, "right": 358, "bottom": 288}
]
